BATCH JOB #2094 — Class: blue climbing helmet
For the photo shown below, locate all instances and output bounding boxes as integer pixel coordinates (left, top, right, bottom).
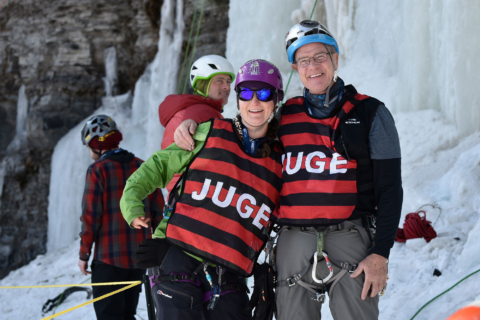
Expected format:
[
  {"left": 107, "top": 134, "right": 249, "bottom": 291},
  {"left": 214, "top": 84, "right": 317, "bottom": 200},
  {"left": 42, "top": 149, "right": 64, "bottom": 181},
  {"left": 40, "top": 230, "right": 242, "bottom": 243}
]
[{"left": 285, "top": 20, "right": 339, "bottom": 63}]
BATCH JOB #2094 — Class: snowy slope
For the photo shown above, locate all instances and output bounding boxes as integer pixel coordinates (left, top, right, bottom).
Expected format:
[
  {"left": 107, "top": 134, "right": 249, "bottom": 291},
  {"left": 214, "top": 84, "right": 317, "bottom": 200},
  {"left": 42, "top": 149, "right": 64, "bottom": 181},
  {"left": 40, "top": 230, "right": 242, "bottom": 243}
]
[
  {"left": 3, "top": 0, "right": 480, "bottom": 319},
  {"left": 2, "top": 108, "right": 480, "bottom": 320}
]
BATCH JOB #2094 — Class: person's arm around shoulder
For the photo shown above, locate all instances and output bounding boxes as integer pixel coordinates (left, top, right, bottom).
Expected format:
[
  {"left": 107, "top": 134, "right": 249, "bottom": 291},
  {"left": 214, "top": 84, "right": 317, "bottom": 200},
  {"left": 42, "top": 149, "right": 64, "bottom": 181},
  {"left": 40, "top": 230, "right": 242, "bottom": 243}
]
[{"left": 121, "top": 122, "right": 211, "bottom": 227}]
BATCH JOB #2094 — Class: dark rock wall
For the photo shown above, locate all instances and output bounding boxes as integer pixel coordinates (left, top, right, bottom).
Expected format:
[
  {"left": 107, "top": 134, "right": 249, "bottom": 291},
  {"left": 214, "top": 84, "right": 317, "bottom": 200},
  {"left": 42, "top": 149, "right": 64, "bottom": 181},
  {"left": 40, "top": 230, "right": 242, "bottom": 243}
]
[
  {"left": 0, "top": 0, "right": 229, "bottom": 279},
  {"left": 178, "top": 0, "right": 229, "bottom": 94},
  {"left": 0, "top": 0, "right": 161, "bottom": 279}
]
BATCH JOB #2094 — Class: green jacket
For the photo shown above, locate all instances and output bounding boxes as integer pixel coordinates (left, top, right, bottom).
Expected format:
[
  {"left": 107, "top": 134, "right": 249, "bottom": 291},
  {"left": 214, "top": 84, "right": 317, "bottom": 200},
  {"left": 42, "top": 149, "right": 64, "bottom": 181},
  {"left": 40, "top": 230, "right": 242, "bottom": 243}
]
[{"left": 120, "top": 122, "right": 211, "bottom": 239}]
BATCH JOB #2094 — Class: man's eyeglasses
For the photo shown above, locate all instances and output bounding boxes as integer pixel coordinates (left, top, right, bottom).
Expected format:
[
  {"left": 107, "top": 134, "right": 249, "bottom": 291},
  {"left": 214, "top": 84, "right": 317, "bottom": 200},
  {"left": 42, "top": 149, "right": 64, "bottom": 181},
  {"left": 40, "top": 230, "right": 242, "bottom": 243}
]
[
  {"left": 295, "top": 52, "right": 331, "bottom": 68},
  {"left": 237, "top": 88, "right": 275, "bottom": 102}
]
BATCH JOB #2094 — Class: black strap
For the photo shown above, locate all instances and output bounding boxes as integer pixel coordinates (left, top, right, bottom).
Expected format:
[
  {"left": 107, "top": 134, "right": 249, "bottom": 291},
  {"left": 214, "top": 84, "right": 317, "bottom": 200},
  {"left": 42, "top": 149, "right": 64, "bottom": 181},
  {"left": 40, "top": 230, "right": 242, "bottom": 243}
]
[
  {"left": 221, "top": 283, "right": 248, "bottom": 292},
  {"left": 167, "top": 171, "right": 186, "bottom": 207},
  {"left": 153, "top": 263, "right": 204, "bottom": 284}
]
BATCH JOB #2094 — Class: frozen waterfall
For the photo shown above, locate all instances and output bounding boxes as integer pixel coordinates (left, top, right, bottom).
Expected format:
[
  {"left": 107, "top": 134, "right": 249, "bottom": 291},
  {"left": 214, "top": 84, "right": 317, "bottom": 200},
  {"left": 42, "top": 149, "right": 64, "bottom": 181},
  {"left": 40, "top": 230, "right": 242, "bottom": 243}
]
[
  {"left": 47, "top": 0, "right": 184, "bottom": 251},
  {"left": 226, "top": 0, "right": 480, "bottom": 134}
]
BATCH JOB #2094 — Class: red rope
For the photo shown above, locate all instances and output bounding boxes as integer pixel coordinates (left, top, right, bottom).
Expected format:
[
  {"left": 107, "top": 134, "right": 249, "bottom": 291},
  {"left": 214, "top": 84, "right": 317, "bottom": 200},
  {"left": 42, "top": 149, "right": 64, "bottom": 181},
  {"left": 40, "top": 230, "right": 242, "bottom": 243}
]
[{"left": 395, "top": 210, "right": 437, "bottom": 243}]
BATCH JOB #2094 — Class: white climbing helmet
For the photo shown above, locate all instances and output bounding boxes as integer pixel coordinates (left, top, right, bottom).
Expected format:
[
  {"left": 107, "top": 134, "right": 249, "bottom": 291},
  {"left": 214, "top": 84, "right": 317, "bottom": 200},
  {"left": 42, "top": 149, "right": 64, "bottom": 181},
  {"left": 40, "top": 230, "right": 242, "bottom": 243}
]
[{"left": 189, "top": 55, "right": 235, "bottom": 94}]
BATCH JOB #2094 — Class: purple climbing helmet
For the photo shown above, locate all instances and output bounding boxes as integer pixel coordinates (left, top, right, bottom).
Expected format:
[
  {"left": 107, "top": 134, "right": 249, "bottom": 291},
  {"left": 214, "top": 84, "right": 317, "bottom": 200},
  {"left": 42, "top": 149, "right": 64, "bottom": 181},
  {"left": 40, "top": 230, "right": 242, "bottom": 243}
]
[{"left": 234, "top": 59, "right": 284, "bottom": 103}]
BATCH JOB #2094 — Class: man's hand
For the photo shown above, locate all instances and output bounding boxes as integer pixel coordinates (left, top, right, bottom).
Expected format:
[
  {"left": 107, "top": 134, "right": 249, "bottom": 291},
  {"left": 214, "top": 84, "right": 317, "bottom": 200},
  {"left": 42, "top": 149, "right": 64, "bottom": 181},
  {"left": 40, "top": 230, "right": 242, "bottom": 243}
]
[
  {"left": 351, "top": 253, "right": 388, "bottom": 300},
  {"left": 174, "top": 119, "right": 198, "bottom": 151},
  {"left": 131, "top": 216, "right": 150, "bottom": 229},
  {"left": 78, "top": 259, "right": 91, "bottom": 275}
]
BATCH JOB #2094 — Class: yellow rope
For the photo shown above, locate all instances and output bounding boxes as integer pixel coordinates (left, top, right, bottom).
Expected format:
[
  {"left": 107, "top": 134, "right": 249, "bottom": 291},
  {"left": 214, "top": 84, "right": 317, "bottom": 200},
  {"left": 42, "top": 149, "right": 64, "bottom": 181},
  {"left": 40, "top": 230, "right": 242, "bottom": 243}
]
[
  {"left": 40, "top": 281, "right": 142, "bottom": 320},
  {"left": 0, "top": 281, "right": 140, "bottom": 289}
]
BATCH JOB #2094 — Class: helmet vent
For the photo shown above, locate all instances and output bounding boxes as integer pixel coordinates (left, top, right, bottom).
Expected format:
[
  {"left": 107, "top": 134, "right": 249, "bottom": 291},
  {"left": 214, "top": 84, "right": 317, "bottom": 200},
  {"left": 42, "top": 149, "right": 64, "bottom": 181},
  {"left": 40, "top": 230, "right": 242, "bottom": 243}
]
[
  {"left": 208, "top": 64, "right": 218, "bottom": 70},
  {"left": 92, "top": 119, "right": 98, "bottom": 124},
  {"left": 191, "top": 75, "right": 195, "bottom": 81},
  {"left": 192, "top": 66, "right": 198, "bottom": 70}
]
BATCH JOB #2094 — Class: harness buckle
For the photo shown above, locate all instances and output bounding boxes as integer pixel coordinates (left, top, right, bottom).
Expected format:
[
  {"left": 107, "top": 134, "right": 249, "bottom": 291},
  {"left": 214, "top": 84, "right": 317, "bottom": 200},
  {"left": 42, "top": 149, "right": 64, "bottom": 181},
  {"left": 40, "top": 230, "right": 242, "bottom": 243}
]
[
  {"left": 170, "top": 274, "right": 182, "bottom": 281},
  {"left": 340, "top": 262, "right": 357, "bottom": 273},
  {"left": 311, "top": 288, "right": 326, "bottom": 303},
  {"left": 286, "top": 277, "right": 296, "bottom": 287}
]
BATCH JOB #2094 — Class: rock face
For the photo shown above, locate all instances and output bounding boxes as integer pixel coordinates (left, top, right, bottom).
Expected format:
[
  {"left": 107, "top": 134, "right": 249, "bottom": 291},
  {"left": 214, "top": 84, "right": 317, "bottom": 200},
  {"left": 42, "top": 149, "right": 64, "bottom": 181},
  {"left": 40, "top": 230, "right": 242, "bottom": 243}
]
[
  {"left": 0, "top": 0, "right": 229, "bottom": 279},
  {"left": 178, "top": 0, "right": 229, "bottom": 94},
  {"left": 0, "top": 0, "right": 159, "bottom": 280}
]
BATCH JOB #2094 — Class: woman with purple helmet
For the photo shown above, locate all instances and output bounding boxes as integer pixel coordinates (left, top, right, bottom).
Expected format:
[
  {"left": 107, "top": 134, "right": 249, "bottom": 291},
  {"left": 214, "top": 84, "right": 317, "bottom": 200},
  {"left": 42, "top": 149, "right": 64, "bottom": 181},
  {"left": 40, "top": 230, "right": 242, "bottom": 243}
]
[{"left": 120, "top": 59, "right": 284, "bottom": 320}]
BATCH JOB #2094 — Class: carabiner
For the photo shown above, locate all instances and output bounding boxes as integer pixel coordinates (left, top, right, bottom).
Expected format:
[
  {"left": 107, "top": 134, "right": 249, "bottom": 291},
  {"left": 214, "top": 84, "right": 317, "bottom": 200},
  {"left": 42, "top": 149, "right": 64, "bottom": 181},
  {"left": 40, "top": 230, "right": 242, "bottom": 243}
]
[
  {"left": 312, "top": 251, "right": 334, "bottom": 284},
  {"left": 163, "top": 208, "right": 173, "bottom": 220}
]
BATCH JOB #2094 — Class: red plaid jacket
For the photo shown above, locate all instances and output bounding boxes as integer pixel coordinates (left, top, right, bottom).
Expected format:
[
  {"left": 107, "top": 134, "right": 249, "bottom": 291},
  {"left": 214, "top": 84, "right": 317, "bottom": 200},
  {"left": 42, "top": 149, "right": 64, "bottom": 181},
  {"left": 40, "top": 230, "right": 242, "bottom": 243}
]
[{"left": 79, "top": 149, "right": 164, "bottom": 269}]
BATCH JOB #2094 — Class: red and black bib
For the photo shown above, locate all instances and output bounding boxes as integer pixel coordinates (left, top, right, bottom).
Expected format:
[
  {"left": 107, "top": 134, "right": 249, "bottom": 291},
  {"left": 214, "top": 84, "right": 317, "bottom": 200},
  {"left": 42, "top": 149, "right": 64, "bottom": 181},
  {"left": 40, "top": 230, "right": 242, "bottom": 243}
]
[
  {"left": 166, "top": 118, "right": 283, "bottom": 276},
  {"left": 276, "top": 93, "right": 371, "bottom": 226}
]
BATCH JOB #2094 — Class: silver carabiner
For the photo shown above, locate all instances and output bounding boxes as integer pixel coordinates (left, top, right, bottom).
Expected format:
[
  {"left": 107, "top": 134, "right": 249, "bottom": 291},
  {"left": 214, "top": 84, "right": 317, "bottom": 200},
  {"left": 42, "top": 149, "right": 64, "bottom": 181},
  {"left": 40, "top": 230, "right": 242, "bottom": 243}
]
[{"left": 312, "top": 251, "right": 334, "bottom": 284}]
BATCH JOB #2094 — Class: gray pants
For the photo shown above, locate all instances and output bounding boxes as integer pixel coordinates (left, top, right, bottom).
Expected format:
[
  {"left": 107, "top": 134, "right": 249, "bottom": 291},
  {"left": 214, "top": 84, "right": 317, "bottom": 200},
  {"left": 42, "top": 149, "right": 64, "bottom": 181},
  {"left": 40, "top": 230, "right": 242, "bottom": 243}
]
[{"left": 275, "top": 225, "right": 379, "bottom": 320}]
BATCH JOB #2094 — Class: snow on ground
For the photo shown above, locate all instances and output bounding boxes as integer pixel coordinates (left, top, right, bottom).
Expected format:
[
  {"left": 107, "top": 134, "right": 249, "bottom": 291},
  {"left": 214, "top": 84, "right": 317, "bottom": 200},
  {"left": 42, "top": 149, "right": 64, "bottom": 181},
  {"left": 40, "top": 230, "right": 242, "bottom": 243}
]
[
  {"left": 2, "top": 108, "right": 480, "bottom": 320},
  {"left": 0, "top": 240, "right": 150, "bottom": 320}
]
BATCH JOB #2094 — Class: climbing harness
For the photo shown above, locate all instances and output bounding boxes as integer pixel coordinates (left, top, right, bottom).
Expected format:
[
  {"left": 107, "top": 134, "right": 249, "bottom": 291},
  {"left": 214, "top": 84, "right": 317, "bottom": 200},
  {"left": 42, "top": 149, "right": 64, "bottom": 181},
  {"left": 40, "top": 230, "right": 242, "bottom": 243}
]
[
  {"left": 149, "top": 263, "right": 204, "bottom": 288},
  {"left": 275, "top": 218, "right": 378, "bottom": 303},
  {"left": 149, "top": 262, "right": 245, "bottom": 310}
]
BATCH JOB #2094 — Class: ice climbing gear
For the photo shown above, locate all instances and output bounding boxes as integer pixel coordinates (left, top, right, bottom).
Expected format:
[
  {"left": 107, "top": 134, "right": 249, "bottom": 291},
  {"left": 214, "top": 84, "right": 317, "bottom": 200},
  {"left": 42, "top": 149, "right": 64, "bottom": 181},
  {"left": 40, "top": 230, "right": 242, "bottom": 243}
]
[
  {"left": 410, "top": 268, "right": 480, "bottom": 320},
  {"left": 80, "top": 115, "right": 118, "bottom": 145},
  {"left": 234, "top": 59, "right": 284, "bottom": 105},
  {"left": 396, "top": 210, "right": 438, "bottom": 243},
  {"left": 285, "top": 19, "right": 339, "bottom": 64},
  {"left": 189, "top": 54, "right": 235, "bottom": 96},
  {"left": 204, "top": 262, "right": 221, "bottom": 310},
  {"left": 149, "top": 263, "right": 204, "bottom": 288},
  {"left": 42, "top": 287, "right": 92, "bottom": 315}
]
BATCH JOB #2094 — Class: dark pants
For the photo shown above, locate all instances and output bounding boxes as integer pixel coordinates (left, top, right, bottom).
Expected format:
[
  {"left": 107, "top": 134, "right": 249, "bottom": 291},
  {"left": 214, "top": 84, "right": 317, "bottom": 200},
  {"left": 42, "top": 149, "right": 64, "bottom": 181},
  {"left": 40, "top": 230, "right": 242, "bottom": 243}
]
[
  {"left": 148, "top": 246, "right": 252, "bottom": 320},
  {"left": 91, "top": 260, "right": 145, "bottom": 320}
]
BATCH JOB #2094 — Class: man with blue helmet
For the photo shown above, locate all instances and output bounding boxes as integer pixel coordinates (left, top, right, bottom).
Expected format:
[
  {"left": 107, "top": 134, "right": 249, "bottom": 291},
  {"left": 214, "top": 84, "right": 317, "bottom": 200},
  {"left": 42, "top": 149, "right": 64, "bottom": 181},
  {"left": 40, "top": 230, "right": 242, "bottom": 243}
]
[
  {"left": 271, "top": 20, "right": 402, "bottom": 320},
  {"left": 173, "top": 20, "right": 402, "bottom": 320}
]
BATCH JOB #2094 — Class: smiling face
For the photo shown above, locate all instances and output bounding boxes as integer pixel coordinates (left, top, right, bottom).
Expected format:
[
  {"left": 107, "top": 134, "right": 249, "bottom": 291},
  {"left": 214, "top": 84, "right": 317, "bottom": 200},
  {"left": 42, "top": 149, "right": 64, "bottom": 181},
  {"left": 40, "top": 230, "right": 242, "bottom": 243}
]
[
  {"left": 208, "top": 74, "right": 232, "bottom": 106},
  {"left": 292, "top": 42, "right": 339, "bottom": 95},
  {"left": 238, "top": 87, "right": 275, "bottom": 139}
]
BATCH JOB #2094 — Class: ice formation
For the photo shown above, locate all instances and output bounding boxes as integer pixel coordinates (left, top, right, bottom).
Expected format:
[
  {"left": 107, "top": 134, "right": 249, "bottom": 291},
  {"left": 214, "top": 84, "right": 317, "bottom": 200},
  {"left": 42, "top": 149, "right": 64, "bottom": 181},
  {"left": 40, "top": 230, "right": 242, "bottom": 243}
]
[{"left": 47, "top": 0, "right": 184, "bottom": 251}]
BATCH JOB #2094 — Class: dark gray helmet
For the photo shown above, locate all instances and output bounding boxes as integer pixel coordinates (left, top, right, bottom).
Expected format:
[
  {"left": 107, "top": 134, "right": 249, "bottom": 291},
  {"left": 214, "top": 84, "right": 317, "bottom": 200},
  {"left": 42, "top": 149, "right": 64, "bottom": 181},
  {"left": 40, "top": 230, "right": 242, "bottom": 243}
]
[{"left": 80, "top": 115, "right": 118, "bottom": 145}]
